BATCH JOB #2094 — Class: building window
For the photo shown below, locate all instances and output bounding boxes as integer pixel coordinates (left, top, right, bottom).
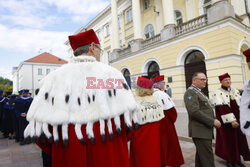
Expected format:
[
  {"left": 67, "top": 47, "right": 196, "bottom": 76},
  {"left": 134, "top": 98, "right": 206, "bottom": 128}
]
[
  {"left": 144, "top": 24, "right": 155, "bottom": 39},
  {"left": 147, "top": 61, "right": 160, "bottom": 78},
  {"left": 38, "top": 68, "right": 42, "bottom": 75},
  {"left": 185, "top": 50, "right": 205, "bottom": 64},
  {"left": 203, "top": 0, "right": 212, "bottom": 14},
  {"left": 175, "top": 10, "right": 183, "bottom": 26},
  {"left": 118, "top": 16, "right": 121, "bottom": 29},
  {"left": 96, "top": 31, "right": 101, "bottom": 41},
  {"left": 107, "top": 51, "right": 112, "bottom": 61},
  {"left": 123, "top": 69, "right": 130, "bottom": 77},
  {"left": 46, "top": 69, "right": 50, "bottom": 75},
  {"left": 126, "top": 8, "right": 133, "bottom": 24},
  {"left": 143, "top": 0, "right": 151, "bottom": 10},
  {"left": 105, "top": 24, "right": 110, "bottom": 37}
]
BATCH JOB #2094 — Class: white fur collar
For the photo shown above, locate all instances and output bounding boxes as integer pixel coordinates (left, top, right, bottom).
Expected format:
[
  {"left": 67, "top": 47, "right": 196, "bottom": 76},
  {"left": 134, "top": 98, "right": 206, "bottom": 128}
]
[{"left": 69, "top": 55, "right": 96, "bottom": 63}]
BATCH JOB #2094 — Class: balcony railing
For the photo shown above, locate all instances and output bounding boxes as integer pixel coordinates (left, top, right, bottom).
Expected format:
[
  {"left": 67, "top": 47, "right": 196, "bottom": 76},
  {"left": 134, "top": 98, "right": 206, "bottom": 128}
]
[
  {"left": 117, "top": 47, "right": 132, "bottom": 58},
  {"left": 111, "top": 14, "right": 210, "bottom": 62},
  {"left": 141, "top": 34, "right": 161, "bottom": 49},
  {"left": 175, "top": 14, "right": 208, "bottom": 36}
]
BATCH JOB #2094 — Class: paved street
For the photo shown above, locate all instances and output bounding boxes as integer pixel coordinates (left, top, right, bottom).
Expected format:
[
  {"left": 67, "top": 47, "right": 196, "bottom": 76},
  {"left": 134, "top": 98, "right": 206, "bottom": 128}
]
[{"left": 0, "top": 109, "right": 249, "bottom": 167}]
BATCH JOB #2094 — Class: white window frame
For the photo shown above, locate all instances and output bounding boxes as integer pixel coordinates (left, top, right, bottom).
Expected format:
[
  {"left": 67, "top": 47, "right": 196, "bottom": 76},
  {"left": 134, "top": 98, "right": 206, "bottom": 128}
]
[
  {"left": 203, "top": 0, "right": 212, "bottom": 14},
  {"left": 126, "top": 8, "right": 133, "bottom": 24},
  {"left": 96, "top": 30, "right": 102, "bottom": 41},
  {"left": 38, "top": 68, "right": 42, "bottom": 75},
  {"left": 105, "top": 24, "right": 110, "bottom": 37},
  {"left": 46, "top": 68, "right": 50, "bottom": 75},
  {"left": 174, "top": 10, "right": 183, "bottom": 26},
  {"left": 144, "top": 24, "right": 155, "bottom": 39}
]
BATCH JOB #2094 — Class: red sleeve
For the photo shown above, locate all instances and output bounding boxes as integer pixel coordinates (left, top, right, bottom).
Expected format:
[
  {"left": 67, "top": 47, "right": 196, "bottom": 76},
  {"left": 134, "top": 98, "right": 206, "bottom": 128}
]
[{"left": 164, "top": 107, "right": 178, "bottom": 123}]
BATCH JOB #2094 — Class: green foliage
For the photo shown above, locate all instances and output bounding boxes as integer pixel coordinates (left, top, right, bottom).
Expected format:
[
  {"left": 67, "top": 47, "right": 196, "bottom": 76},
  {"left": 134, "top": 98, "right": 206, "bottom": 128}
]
[{"left": 0, "top": 77, "right": 13, "bottom": 93}]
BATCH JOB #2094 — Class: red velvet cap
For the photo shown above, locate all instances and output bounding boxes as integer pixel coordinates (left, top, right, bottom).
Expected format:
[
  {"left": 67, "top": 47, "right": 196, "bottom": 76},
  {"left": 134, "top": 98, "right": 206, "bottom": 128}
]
[
  {"left": 243, "top": 48, "right": 250, "bottom": 62},
  {"left": 137, "top": 77, "right": 154, "bottom": 89},
  {"left": 152, "top": 75, "right": 164, "bottom": 83},
  {"left": 218, "top": 73, "right": 230, "bottom": 81},
  {"left": 68, "top": 29, "right": 100, "bottom": 51}
]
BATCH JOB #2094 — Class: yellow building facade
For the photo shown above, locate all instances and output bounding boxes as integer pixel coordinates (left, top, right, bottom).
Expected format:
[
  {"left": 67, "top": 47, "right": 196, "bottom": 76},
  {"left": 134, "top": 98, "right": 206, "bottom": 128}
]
[{"left": 66, "top": 0, "right": 250, "bottom": 107}]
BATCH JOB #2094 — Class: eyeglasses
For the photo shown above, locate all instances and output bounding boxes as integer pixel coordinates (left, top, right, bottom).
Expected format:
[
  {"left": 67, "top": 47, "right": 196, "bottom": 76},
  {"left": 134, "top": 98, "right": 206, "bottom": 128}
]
[
  {"left": 196, "top": 78, "right": 208, "bottom": 82},
  {"left": 95, "top": 44, "right": 103, "bottom": 56}
]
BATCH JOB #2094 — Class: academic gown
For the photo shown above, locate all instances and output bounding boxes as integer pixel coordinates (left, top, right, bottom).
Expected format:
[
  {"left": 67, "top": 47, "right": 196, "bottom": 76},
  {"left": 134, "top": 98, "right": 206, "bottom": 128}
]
[
  {"left": 215, "top": 87, "right": 250, "bottom": 164},
  {"left": 129, "top": 121, "right": 161, "bottom": 167},
  {"left": 15, "top": 95, "right": 33, "bottom": 141},
  {"left": 0, "top": 97, "right": 8, "bottom": 134},
  {"left": 159, "top": 107, "right": 185, "bottom": 167},
  {"left": 3, "top": 101, "right": 16, "bottom": 135},
  {"left": 38, "top": 116, "right": 130, "bottom": 167}
]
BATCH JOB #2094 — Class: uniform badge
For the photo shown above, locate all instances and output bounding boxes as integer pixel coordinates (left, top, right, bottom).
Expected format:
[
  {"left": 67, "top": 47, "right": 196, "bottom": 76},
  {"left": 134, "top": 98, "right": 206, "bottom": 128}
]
[{"left": 188, "top": 96, "right": 192, "bottom": 100}]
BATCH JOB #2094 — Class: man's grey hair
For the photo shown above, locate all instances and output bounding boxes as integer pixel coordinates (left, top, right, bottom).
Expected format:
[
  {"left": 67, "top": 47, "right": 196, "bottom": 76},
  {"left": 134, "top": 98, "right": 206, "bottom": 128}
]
[
  {"left": 73, "top": 44, "right": 101, "bottom": 57},
  {"left": 192, "top": 72, "right": 205, "bottom": 79}
]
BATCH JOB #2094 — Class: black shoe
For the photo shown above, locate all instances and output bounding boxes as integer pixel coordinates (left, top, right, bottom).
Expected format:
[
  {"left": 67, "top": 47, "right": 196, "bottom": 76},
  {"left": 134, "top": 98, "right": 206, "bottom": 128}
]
[
  {"left": 237, "top": 162, "right": 246, "bottom": 167},
  {"left": 226, "top": 162, "right": 236, "bottom": 167}
]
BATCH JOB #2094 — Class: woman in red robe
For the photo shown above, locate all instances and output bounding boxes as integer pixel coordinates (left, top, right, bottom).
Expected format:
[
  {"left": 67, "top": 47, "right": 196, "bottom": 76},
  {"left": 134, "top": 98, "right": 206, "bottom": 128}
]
[
  {"left": 152, "top": 75, "right": 184, "bottom": 167},
  {"left": 129, "top": 76, "right": 164, "bottom": 167}
]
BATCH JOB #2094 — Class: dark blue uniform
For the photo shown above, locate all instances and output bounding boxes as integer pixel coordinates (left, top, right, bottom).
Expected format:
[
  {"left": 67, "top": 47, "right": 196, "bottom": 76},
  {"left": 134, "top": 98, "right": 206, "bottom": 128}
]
[
  {"left": 4, "top": 95, "right": 17, "bottom": 138},
  {"left": 15, "top": 95, "right": 33, "bottom": 143},
  {"left": 0, "top": 96, "right": 8, "bottom": 137}
]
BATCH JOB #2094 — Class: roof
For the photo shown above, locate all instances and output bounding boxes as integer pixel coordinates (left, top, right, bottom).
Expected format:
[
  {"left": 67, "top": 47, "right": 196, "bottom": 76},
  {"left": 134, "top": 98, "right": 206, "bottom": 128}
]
[{"left": 25, "top": 52, "right": 68, "bottom": 64}]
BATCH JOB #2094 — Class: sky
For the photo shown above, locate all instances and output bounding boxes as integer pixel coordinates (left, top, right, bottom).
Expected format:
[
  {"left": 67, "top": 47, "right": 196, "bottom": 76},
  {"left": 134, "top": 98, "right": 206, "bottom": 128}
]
[{"left": 0, "top": 0, "right": 110, "bottom": 80}]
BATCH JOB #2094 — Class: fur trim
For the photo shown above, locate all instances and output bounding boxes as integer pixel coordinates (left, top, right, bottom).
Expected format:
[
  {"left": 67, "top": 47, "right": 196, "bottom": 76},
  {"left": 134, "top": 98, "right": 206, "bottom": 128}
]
[
  {"left": 135, "top": 95, "right": 164, "bottom": 125},
  {"left": 53, "top": 125, "right": 59, "bottom": 141},
  {"left": 75, "top": 124, "right": 83, "bottom": 141},
  {"left": 24, "top": 60, "right": 138, "bottom": 144},
  {"left": 211, "top": 87, "right": 241, "bottom": 107},
  {"left": 153, "top": 89, "right": 175, "bottom": 110},
  {"left": 240, "top": 79, "right": 250, "bottom": 137},
  {"left": 107, "top": 119, "right": 113, "bottom": 136}
]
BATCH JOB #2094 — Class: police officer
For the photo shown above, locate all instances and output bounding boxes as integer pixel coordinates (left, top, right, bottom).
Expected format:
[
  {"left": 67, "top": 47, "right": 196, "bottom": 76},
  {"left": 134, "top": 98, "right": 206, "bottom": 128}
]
[{"left": 184, "top": 72, "right": 221, "bottom": 167}]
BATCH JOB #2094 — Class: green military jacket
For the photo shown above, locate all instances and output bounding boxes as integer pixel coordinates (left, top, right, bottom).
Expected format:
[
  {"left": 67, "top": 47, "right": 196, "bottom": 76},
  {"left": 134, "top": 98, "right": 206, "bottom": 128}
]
[{"left": 184, "top": 85, "right": 215, "bottom": 139}]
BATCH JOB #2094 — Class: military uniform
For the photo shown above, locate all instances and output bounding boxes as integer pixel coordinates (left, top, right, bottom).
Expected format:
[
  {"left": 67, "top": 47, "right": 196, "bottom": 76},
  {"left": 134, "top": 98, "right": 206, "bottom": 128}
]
[{"left": 184, "top": 85, "right": 215, "bottom": 167}]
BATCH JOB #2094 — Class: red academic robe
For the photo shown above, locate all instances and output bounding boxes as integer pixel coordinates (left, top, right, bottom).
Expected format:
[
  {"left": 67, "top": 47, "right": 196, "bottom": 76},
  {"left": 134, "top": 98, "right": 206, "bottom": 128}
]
[
  {"left": 129, "top": 121, "right": 161, "bottom": 167},
  {"left": 160, "top": 107, "right": 184, "bottom": 167},
  {"left": 38, "top": 117, "right": 130, "bottom": 167},
  {"left": 215, "top": 98, "right": 250, "bottom": 164}
]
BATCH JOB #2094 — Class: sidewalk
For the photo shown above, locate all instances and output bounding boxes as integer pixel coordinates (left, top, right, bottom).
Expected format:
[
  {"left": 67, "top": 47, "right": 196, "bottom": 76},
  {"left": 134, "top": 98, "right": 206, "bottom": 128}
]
[{"left": 0, "top": 130, "right": 249, "bottom": 167}]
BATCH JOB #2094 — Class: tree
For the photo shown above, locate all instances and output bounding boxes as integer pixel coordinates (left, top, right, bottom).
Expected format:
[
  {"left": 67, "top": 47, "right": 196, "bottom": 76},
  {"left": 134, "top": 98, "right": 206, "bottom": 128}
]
[{"left": 0, "top": 77, "right": 13, "bottom": 93}]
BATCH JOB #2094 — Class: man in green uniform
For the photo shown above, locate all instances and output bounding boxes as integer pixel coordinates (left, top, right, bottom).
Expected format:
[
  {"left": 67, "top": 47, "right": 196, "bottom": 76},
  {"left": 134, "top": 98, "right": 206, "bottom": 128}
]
[{"left": 184, "top": 72, "right": 221, "bottom": 167}]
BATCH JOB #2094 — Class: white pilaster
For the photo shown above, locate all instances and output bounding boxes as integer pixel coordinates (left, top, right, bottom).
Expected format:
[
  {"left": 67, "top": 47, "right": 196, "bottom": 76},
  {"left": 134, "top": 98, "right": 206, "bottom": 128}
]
[
  {"left": 119, "top": 13, "right": 126, "bottom": 47},
  {"left": 162, "top": 0, "right": 175, "bottom": 26},
  {"left": 186, "top": 0, "right": 196, "bottom": 20},
  {"left": 111, "top": 0, "right": 120, "bottom": 51},
  {"left": 132, "top": 0, "right": 143, "bottom": 40}
]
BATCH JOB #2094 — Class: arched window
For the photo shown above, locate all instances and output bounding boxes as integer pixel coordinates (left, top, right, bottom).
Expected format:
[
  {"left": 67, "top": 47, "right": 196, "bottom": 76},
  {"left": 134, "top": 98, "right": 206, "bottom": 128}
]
[
  {"left": 143, "top": 0, "right": 151, "bottom": 10},
  {"left": 148, "top": 61, "right": 159, "bottom": 78},
  {"left": 144, "top": 24, "right": 155, "bottom": 39},
  {"left": 123, "top": 69, "right": 130, "bottom": 77},
  {"left": 203, "top": 0, "right": 212, "bottom": 14},
  {"left": 185, "top": 50, "right": 205, "bottom": 64},
  {"left": 175, "top": 10, "right": 183, "bottom": 26}
]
